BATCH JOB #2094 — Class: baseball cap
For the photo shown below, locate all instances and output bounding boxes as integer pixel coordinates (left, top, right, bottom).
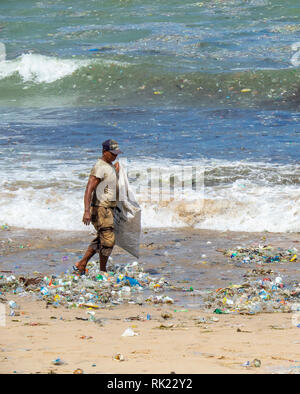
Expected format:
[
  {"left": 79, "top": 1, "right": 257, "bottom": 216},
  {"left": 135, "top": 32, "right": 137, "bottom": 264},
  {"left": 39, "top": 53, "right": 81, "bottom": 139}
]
[{"left": 102, "top": 139, "right": 123, "bottom": 155}]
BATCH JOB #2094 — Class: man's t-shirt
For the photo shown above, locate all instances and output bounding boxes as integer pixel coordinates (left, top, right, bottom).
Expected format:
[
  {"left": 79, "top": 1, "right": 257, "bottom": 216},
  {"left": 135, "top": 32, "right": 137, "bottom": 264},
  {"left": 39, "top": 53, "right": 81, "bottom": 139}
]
[{"left": 90, "top": 158, "right": 118, "bottom": 208}]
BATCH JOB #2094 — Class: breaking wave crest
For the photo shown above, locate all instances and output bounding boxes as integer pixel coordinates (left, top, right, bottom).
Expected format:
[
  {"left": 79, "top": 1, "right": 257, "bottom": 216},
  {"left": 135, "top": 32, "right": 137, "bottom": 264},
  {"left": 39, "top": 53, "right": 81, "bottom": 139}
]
[{"left": 0, "top": 160, "right": 299, "bottom": 233}]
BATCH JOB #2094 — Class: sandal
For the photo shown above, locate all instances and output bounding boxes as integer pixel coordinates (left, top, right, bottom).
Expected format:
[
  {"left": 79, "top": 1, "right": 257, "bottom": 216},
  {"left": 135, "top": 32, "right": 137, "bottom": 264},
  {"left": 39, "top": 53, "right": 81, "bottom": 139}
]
[{"left": 72, "top": 265, "right": 86, "bottom": 276}]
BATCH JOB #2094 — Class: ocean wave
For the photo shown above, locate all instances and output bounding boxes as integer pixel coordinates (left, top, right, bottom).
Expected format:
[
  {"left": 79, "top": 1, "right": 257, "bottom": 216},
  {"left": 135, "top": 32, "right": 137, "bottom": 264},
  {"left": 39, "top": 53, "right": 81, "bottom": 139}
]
[
  {"left": 0, "top": 185, "right": 298, "bottom": 232},
  {"left": 0, "top": 159, "right": 299, "bottom": 233},
  {"left": 0, "top": 53, "right": 92, "bottom": 83},
  {"left": 0, "top": 52, "right": 299, "bottom": 108}
]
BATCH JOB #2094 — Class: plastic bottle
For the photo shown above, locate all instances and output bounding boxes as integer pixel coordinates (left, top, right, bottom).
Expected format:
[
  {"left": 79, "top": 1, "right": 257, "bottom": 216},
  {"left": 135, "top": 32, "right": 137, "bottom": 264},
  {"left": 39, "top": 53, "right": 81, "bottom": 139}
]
[
  {"left": 249, "top": 302, "right": 262, "bottom": 314},
  {"left": 40, "top": 287, "right": 50, "bottom": 296},
  {"left": 8, "top": 300, "right": 18, "bottom": 309}
]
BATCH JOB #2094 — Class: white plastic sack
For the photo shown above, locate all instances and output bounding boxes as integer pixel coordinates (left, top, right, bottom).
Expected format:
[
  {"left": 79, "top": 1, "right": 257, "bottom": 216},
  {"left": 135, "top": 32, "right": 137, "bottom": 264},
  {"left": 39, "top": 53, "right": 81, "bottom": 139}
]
[
  {"left": 114, "top": 164, "right": 141, "bottom": 258},
  {"left": 121, "top": 327, "right": 139, "bottom": 337}
]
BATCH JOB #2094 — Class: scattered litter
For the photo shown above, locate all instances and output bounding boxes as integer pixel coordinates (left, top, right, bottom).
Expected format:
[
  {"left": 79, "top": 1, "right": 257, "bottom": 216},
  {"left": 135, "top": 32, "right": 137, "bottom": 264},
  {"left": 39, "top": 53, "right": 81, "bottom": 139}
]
[
  {"left": 146, "top": 295, "right": 174, "bottom": 304},
  {"left": 87, "top": 311, "right": 95, "bottom": 322},
  {"left": 52, "top": 358, "right": 65, "bottom": 366},
  {"left": 157, "top": 323, "right": 174, "bottom": 330},
  {"left": 237, "top": 328, "right": 252, "bottom": 333},
  {"left": 193, "top": 316, "right": 207, "bottom": 324},
  {"left": 8, "top": 300, "right": 18, "bottom": 309},
  {"left": 161, "top": 312, "right": 173, "bottom": 319},
  {"left": 121, "top": 327, "right": 138, "bottom": 337},
  {"left": 124, "top": 315, "right": 143, "bottom": 321},
  {"left": 113, "top": 353, "right": 125, "bottom": 361},
  {"left": 242, "top": 358, "right": 261, "bottom": 368},
  {"left": 251, "top": 359, "right": 261, "bottom": 368},
  {"left": 73, "top": 368, "right": 84, "bottom": 374}
]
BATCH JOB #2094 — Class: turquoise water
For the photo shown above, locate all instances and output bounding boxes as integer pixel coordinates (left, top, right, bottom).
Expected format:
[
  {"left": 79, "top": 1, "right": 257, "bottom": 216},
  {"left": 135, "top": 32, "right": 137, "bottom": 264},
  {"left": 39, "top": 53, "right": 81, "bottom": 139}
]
[
  {"left": 0, "top": 0, "right": 300, "bottom": 107},
  {"left": 0, "top": 0, "right": 299, "bottom": 232}
]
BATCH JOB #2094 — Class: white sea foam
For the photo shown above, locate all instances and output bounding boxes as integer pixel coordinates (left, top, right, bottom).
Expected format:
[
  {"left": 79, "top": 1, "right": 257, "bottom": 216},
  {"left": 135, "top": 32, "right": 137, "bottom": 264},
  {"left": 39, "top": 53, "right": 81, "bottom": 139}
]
[
  {"left": 1, "top": 184, "right": 298, "bottom": 232},
  {"left": 0, "top": 53, "right": 91, "bottom": 83},
  {"left": 0, "top": 52, "right": 130, "bottom": 84},
  {"left": 0, "top": 158, "right": 299, "bottom": 233}
]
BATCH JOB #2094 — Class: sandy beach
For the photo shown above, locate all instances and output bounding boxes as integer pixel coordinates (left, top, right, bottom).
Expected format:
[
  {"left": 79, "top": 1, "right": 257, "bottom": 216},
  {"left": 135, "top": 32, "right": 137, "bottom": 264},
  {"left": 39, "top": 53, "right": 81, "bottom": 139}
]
[
  {"left": 1, "top": 226, "right": 300, "bottom": 374},
  {"left": 1, "top": 295, "right": 300, "bottom": 374}
]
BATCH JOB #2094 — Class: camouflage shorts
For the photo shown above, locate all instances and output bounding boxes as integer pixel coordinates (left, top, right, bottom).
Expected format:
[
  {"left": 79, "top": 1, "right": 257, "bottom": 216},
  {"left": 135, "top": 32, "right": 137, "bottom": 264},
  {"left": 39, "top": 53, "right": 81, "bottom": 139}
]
[{"left": 88, "top": 206, "right": 115, "bottom": 257}]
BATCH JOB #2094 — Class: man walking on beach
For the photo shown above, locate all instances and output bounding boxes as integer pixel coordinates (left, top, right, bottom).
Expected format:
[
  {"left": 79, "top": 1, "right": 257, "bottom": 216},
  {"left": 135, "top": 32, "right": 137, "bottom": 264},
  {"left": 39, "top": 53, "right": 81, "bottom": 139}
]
[{"left": 73, "top": 139, "right": 122, "bottom": 275}]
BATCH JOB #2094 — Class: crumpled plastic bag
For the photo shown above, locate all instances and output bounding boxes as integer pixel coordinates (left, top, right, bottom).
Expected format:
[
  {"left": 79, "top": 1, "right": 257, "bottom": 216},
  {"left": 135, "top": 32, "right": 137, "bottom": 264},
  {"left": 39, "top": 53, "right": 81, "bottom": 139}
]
[{"left": 114, "top": 164, "right": 141, "bottom": 259}]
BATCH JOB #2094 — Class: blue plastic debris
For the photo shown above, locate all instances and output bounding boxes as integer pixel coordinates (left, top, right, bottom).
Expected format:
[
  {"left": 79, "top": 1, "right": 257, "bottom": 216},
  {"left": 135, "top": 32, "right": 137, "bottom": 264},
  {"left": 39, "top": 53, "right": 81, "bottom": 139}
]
[{"left": 116, "top": 276, "right": 142, "bottom": 287}]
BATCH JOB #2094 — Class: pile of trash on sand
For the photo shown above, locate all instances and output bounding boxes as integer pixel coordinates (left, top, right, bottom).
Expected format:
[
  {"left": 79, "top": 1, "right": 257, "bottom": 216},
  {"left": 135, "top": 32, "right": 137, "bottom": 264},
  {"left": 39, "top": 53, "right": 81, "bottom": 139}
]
[
  {"left": 0, "top": 259, "right": 175, "bottom": 310},
  {"left": 201, "top": 244, "right": 299, "bottom": 314},
  {"left": 1, "top": 244, "right": 300, "bottom": 316},
  {"left": 202, "top": 266, "right": 300, "bottom": 315},
  {"left": 218, "top": 244, "right": 298, "bottom": 265}
]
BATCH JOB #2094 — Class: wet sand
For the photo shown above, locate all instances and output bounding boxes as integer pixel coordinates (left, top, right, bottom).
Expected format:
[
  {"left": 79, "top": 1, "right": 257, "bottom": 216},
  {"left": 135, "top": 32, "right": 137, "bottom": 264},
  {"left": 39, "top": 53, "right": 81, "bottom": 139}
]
[
  {"left": 0, "top": 226, "right": 300, "bottom": 374},
  {"left": 0, "top": 226, "right": 299, "bottom": 293}
]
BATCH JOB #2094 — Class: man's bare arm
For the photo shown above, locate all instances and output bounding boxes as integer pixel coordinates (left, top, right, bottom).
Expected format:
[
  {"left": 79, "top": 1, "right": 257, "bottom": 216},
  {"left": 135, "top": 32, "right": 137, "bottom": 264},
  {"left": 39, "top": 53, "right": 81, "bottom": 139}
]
[{"left": 82, "top": 175, "right": 101, "bottom": 225}]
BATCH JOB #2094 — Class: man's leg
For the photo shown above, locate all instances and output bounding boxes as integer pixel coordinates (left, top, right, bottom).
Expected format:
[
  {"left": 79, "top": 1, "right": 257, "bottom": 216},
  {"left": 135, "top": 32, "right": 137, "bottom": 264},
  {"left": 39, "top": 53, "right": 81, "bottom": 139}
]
[
  {"left": 100, "top": 253, "right": 109, "bottom": 272},
  {"left": 74, "top": 247, "right": 96, "bottom": 272},
  {"left": 77, "top": 229, "right": 113, "bottom": 273},
  {"left": 99, "top": 207, "right": 115, "bottom": 273}
]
